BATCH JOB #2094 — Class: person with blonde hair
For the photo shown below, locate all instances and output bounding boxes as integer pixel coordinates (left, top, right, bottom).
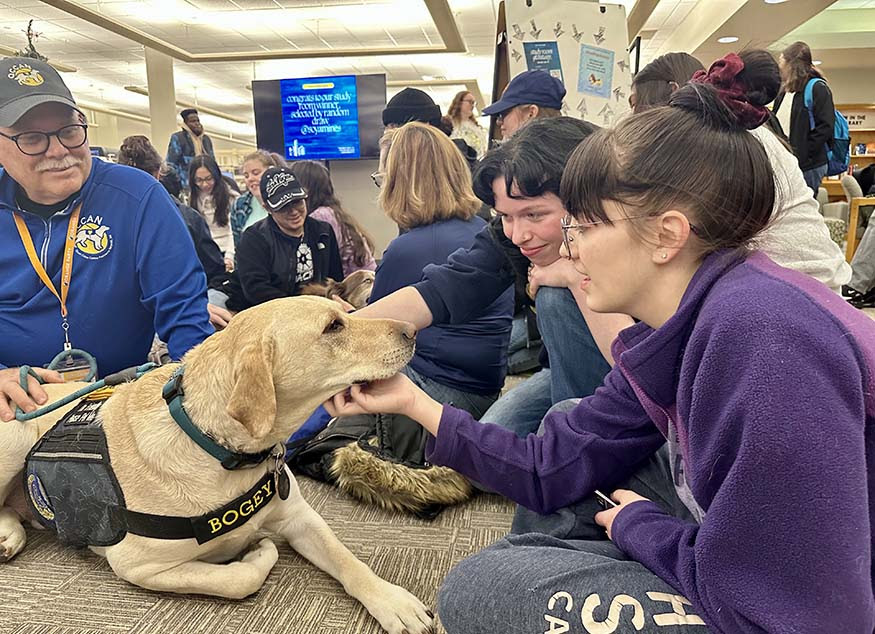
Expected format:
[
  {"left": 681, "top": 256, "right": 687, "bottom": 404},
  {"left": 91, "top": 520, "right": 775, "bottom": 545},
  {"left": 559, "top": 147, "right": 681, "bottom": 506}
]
[
  {"left": 447, "top": 90, "right": 486, "bottom": 157},
  {"left": 373, "top": 121, "right": 513, "bottom": 415},
  {"left": 230, "top": 149, "right": 285, "bottom": 250}
]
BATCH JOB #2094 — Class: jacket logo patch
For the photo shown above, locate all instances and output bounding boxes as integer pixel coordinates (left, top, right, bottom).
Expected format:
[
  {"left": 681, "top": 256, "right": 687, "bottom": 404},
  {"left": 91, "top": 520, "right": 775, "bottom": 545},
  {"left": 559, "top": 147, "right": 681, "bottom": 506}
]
[
  {"left": 8, "top": 64, "right": 44, "bottom": 87},
  {"left": 76, "top": 215, "right": 113, "bottom": 259},
  {"left": 27, "top": 474, "right": 54, "bottom": 521}
]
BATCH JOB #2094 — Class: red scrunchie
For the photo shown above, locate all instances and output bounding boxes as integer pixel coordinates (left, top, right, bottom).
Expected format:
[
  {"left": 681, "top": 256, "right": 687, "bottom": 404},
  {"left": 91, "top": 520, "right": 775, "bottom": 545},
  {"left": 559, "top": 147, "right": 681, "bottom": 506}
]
[{"left": 690, "top": 53, "right": 769, "bottom": 130}]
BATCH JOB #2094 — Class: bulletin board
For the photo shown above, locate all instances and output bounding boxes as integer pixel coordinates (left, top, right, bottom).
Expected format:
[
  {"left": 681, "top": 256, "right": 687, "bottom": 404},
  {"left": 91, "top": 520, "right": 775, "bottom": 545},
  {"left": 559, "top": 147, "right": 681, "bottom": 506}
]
[{"left": 497, "top": 0, "right": 633, "bottom": 128}]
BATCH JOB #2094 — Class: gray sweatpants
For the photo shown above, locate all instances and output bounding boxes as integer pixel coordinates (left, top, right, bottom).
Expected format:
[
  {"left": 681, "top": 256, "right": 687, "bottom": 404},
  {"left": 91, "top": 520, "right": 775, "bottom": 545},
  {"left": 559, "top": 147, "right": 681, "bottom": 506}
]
[{"left": 437, "top": 402, "right": 710, "bottom": 634}]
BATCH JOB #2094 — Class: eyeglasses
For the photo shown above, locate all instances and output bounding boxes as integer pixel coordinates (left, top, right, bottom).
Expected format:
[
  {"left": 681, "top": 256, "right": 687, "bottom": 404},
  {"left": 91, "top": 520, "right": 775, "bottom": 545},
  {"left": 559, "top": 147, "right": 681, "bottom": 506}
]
[
  {"left": 462, "top": 98, "right": 476, "bottom": 105},
  {"left": 370, "top": 171, "right": 384, "bottom": 188},
  {"left": 194, "top": 175, "right": 215, "bottom": 185},
  {"left": 271, "top": 200, "right": 306, "bottom": 215},
  {"left": 0, "top": 123, "right": 88, "bottom": 156},
  {"left": 560, "top": 213, "right": 702, "bottom": 258}
]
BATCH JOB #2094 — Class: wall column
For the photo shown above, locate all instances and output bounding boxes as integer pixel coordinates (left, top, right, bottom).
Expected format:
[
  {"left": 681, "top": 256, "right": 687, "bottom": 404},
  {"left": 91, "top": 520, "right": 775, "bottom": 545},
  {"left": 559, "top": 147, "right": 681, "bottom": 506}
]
[{"left": 144, "top": 47, "right": 177, "bottom": 157}]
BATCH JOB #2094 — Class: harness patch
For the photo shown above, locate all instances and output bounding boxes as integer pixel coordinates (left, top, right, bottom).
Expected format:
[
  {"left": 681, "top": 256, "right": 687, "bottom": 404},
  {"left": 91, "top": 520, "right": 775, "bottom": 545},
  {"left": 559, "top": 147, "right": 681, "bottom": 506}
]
[{"left": 27, "top": 474, "right": 54, "bottom": 521}]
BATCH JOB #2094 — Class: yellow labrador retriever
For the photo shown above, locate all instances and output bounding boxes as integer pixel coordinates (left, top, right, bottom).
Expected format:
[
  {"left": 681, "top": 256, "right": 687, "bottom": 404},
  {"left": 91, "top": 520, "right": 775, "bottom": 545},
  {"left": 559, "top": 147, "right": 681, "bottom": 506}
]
[{"left": 0, "top": 296, "right": 433, "bottom": 634}]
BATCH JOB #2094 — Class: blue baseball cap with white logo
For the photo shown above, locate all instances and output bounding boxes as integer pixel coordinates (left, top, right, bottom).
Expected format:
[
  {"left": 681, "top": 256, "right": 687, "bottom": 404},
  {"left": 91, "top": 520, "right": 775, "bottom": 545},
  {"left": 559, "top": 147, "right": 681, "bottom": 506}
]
[{"left": 482, "top": 70, "right": 566, "bottom": 116}]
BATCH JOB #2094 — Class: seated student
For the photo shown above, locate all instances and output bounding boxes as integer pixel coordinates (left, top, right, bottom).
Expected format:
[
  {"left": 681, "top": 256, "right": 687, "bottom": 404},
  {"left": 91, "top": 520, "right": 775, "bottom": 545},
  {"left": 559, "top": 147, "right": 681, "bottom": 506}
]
[
  {"left": 325, "top": 57, "right": 875, "bottom": 634},
  {"left": 223, "top": 166, "right": 342, "bottom": 312},
  {"left": 230, "top": 150, "right": 285, "bottom": 251},
  {"left": 372, "top": 122, "right": 512, "bottom": 416},
  {"left": 356, "top": 117, "right": 630, "bottom": 437},
  {"left": 289, "top": 160, "right": 377, "bottom": 277},
  {"left": 189, "top": 155, "right": 238, "bottom": 271},
  {"left": 631, "top": 50, "right": 850, "bottom": 293}
]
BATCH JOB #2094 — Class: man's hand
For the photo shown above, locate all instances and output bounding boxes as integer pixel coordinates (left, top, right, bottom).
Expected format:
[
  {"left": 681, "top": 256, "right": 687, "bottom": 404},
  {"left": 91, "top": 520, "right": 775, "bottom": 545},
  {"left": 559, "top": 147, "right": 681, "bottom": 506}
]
[
  {"left": 224, "top": 258, "right": 234, "bottom": 272},
  {"left": 527, "top": 258, "right": 581, "bottom": 300},
  {"left": 593, "top": 489, "right": 650, "bottom": 540},
  {"left": 0, "top": 367, "right": 64, "bottom": 422},
  {"left": 207, "top": 303, "right": 233, "bottom": 330}
]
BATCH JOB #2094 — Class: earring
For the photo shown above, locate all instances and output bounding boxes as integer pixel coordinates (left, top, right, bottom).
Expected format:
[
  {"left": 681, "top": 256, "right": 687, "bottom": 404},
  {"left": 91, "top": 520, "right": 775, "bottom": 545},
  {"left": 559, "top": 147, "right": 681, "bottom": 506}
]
[{"left": 661, "top": 252, "right": 668, "bottom": 259}]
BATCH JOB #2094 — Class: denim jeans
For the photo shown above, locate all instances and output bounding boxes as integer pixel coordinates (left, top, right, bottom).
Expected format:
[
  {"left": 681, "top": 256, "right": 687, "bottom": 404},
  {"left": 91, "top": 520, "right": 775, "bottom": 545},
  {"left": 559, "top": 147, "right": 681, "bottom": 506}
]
[
  {"left": 479, "top": 286, "right": 611, "bottom": 437},
  {"left": 803, "top": 163, "right": 829, "bottom": 196},
  {"left": 438, "top": 406, "right": 706, "bottom": 634},
  {"left": 506, "top": 313, "right": 541, "bottom": 375}
]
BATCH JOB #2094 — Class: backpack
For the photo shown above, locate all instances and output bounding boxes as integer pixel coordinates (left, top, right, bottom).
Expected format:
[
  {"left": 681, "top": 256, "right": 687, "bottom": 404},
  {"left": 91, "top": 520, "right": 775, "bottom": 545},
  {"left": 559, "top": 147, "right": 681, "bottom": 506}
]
[{"left": 804, "top": 78, "right": 849, "bottom": 176}]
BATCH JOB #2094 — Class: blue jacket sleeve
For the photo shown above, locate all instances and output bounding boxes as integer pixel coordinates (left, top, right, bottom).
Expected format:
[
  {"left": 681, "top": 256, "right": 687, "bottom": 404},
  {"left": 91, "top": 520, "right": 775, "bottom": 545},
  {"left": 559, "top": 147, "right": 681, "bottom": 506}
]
[
  {"left": 611, "top": 315, "right": 874, "bottom": 633},
  {"left": 165, "top": 133, "right": 187, "bottom": 189},
  {"left": 134, "top": 183, "right": 212, "bottom": 360},
  {"left": 426, "top": 366, "right": 664, "bottom": 513},
  {"left": 414, "top": 224, "right": 515, "bottom": 325}
]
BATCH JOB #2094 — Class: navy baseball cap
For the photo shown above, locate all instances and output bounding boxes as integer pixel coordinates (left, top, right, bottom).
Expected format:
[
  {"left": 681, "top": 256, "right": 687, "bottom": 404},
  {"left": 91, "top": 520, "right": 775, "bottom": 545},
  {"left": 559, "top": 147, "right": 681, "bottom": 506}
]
[
  {"left": 482, "top": 70, "right": 566, "bottom": 116},
  {"left": 0, "top": 57, "right": 78, "bottom": 127}
]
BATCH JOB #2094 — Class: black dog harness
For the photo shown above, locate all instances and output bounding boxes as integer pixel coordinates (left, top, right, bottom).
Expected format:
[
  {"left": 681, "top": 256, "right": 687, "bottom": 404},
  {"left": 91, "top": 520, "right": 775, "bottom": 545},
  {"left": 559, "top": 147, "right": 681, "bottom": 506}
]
[{"left": 25, "top": 367, "right": 292, "bottom": 547}]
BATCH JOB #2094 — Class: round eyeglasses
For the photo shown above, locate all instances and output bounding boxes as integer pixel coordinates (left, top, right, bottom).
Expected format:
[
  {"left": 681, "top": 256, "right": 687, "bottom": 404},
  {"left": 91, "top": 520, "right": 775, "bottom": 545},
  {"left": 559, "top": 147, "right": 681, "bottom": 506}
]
[
  {"left": 0, "top": 123, "right": 88, "bottom": 156},
  {"left": 370, "top": 171, "right": 384, "bottom": 188}
]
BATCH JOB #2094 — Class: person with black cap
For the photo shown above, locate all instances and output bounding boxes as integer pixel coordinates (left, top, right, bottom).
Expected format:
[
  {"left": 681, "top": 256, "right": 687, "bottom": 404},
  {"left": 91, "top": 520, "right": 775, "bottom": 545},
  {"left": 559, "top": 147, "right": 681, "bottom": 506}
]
[
  {"left": 382, "top": 87, "right": 478, "bottom": 170},
  {"left": 223, "top": 166, "right": 343, "bottom": 312},
  {"left": 0, "top": 56, "right": 212, "bottom": 421},
  {"left": 166, "top": 107, "right": 215, "bottom": 191},
  {"left": 483, "top": 69, "right": 566, "bottom": 139}
]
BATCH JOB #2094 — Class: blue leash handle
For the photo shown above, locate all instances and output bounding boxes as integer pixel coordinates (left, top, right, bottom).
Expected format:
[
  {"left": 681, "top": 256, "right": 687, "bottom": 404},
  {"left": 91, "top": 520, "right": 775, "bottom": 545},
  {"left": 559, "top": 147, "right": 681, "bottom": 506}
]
[
  {"left": 15, "top": 362, "right": 157, "bottom": 422},
  {"left": 47, "top": 348, "right": 98, "bottom": 382}
]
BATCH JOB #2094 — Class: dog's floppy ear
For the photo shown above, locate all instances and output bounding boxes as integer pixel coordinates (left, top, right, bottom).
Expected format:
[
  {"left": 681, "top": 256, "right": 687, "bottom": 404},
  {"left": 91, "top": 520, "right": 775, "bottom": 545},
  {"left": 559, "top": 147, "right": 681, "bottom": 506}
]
[{"left": 226, "top": 336, "right": 276, "bottom": 439}]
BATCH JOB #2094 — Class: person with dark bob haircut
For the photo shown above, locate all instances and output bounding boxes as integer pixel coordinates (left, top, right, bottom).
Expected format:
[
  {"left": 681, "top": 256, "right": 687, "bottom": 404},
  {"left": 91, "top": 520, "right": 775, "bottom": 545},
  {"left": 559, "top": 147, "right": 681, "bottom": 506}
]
[
  {"left": 630, "top": 50, "right": 849, "bottom": 291},
  {"left": 325, "top": 53, "right": 875, "bottom": 633},
  {"left": 353, "top": 116, "right": 631, "bottom": 439}
]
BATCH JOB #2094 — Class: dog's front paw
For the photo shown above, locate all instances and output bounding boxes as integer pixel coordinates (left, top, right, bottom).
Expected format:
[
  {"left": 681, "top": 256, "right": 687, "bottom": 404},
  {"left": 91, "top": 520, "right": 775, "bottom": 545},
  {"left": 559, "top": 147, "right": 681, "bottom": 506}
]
[
  {"left": 365, "top": 580, "right": 434, "bottom": 634},
  {"left": 241, "top": 537, "right": 279, "bottom": 572},
  {"left": 0, "top": 515, "right": 26, "bottom": 562}
]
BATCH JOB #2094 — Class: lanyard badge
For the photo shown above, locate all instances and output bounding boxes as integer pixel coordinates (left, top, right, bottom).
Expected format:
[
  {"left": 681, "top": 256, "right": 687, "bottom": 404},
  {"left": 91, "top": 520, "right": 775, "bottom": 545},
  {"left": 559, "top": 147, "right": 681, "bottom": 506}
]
[{"left": 14, "top": 205, "right": 88, "bottom": 375}]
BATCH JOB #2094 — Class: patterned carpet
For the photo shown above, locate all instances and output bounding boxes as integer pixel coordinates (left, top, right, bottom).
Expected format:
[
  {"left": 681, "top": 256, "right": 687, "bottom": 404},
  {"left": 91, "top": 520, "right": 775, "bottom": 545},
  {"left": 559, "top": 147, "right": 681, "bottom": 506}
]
[{"left": 0, "top": 476, "right": 515, "bottom": 634}]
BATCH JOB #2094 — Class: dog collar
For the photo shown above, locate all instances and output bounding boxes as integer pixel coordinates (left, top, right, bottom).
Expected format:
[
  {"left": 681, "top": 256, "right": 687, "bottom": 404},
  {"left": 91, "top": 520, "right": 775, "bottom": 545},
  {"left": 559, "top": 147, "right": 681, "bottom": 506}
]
[{"left": 162, "top": 365, "right": 276, "bottom": 470}]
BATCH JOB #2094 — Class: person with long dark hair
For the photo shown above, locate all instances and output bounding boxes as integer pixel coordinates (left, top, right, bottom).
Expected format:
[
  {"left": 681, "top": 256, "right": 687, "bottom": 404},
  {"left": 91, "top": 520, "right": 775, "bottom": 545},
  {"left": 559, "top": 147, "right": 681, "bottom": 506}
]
[
  {"left": 629, "top": 51, "right": 849, "bottom": 292},
  {"left": 325, "top": 53, "right": 875, "bottom": 634},
  {"left": 188, "top": 154, "right": 238, "bottom": 270},
  {"left": 290, "top": 160, "right": 376, "bottom": 276},
  {"left": 773, "top": 41, "right": 836, "bottom": 194}
]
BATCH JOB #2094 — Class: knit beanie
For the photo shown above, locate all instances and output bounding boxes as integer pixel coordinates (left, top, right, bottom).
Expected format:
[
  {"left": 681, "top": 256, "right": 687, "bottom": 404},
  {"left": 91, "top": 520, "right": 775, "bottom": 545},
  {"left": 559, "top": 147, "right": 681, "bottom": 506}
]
[{"left": 382, "top": 87, "right": 442, "bottom": 127}]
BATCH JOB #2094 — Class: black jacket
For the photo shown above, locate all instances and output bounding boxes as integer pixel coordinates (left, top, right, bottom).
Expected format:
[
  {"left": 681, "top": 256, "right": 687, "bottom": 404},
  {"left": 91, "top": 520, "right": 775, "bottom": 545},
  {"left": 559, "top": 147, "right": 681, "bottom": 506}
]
[
  {"left": 224, "top": 215, "right": 342, "bottom": 312},
  {"left": 174, "top": 198, "right": 228, "bottom": 290},
  {"left": 773, "top": 77, "right": 835, "bottom": 171}
]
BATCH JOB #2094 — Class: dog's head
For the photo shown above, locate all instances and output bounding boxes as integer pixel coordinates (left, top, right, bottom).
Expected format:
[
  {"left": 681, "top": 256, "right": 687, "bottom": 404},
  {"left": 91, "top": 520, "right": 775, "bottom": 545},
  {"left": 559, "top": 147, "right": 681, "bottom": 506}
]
[
  {"left": 188, "top": 296, "right": 414, "bottom": 446},
  {"left": 298, "top": 270, "right": 375, "bottom": 309}
]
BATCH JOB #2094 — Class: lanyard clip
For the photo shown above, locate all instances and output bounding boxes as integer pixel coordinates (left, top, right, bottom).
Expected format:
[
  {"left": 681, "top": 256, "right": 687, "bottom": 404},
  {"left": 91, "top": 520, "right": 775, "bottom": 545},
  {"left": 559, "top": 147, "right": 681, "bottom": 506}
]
[{"left": 62, "top": 318, "right": 71, "bottom": 351}]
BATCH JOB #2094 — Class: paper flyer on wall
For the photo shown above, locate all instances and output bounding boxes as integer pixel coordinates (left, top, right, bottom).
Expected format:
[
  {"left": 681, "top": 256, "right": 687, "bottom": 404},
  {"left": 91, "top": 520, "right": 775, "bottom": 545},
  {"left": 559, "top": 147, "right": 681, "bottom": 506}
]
[
  {"left": 578, "top": 45, "right": 614, "bottom": 99},
  {"left": 523, "top": 41, "right": 564, "bottom": 83}
]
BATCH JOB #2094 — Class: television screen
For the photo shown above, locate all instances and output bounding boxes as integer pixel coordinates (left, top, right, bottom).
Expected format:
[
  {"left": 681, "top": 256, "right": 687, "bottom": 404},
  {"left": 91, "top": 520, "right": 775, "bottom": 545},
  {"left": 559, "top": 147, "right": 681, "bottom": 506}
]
[{"left": 252, "top": 73, "right": 386, "bottom": 161}]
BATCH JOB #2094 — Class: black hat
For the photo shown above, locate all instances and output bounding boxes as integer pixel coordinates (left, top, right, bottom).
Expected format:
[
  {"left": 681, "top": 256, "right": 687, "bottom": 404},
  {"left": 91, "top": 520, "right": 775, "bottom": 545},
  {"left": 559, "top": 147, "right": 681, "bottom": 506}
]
[
  {"left": 382, "top": 87, "right": 441, "bottom": 127},
  {"left": 260, "top": 166, "right": 307, "bottom": 212},
  {"left": 0, "top": 57, "right": 78, "bottom": 127}
]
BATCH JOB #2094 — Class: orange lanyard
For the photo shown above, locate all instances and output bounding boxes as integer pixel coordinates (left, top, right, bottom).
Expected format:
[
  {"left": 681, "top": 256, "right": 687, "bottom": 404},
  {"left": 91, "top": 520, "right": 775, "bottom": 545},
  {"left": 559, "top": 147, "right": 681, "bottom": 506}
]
[{"left": 13, "top": 204, "right": 82, "bottom": 350}]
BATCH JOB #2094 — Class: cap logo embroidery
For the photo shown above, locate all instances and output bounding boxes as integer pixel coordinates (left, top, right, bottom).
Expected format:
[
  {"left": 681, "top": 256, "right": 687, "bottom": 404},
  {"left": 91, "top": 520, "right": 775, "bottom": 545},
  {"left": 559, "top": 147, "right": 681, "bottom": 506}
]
[
  {"left": 8, "top": 64, "right": 44, "bottom": 87},
  {"left": 265, "top": 172, "right": 296, "bottom": 197}
]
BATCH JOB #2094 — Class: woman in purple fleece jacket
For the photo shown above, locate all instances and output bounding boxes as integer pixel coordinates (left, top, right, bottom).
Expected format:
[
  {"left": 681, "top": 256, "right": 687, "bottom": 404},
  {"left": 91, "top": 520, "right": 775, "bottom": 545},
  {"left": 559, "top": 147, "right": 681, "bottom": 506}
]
[{"left": 326, "top": 56, "right": 875, "bottom": 633}]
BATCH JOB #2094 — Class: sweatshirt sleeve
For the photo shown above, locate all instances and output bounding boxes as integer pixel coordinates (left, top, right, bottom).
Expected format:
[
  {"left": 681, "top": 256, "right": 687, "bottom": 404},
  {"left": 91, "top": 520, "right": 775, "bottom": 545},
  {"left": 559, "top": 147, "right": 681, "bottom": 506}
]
[
  {"left": 236, "top": 229, "right": 287, "bottom": 306},
  {"left": 414, "top": 224, "right": 515, "bottom": 325},
  {"left": 426, "top": 366, "right": 665, "bottom": 513},
  {"left": 611, "top": 315, "right": 873, "bottom": 633},
  {"left": 134, "top": 184, "right": 212, "bottom": 360}
]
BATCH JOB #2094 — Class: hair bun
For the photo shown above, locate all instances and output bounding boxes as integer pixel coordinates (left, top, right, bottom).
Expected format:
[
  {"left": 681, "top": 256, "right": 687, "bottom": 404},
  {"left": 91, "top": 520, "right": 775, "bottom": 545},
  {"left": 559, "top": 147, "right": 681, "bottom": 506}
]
[{"left": 669, "top": 83, "right": 741, "bottom": 131}]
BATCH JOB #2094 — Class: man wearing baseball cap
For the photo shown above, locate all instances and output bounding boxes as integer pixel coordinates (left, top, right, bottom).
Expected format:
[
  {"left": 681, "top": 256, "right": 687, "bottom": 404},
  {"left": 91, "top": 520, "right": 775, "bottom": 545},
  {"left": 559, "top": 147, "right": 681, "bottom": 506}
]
[
  {"left": 483, "top": 70, "right": 566, "bottom": 139},
  {"left": 223, "top": 166, "right": 342, "bottom": 312},
  {"left": 0, "top": 56, "right": 212, "bottom": 421}
]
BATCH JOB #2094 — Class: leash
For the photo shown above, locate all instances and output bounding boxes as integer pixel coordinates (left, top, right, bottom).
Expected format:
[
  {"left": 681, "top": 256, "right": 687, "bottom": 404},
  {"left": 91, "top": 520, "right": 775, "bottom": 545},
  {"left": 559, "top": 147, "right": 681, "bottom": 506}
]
[{"left": 15, "top": 362, "right": 157, "bottom": 422}]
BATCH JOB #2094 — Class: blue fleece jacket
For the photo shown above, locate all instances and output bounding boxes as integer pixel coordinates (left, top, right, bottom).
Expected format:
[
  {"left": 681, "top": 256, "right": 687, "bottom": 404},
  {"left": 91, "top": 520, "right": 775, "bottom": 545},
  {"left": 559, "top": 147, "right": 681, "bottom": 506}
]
[
  {"left": 0, "top": 159, "right": 213, "bottom": 376},
  {"left": 427, "top": 250, "right": 875, "bottom": 633},
  {"left": 371, "top": 217, "right": 513, "bottom": 395}
]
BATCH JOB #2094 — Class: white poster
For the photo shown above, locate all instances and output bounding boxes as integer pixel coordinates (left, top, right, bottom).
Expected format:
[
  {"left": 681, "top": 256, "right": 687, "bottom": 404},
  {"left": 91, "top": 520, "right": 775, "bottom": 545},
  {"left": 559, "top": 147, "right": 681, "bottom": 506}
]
[{"left": 504, "top": 0, "right": 632, "bottom": 126}]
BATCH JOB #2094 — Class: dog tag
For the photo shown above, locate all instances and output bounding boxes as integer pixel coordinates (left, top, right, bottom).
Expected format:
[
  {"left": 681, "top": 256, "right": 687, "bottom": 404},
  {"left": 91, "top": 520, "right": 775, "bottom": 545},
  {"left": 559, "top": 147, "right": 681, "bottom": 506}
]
[{"left": 275, "top": 466, "right": 290, "bottom": 501}]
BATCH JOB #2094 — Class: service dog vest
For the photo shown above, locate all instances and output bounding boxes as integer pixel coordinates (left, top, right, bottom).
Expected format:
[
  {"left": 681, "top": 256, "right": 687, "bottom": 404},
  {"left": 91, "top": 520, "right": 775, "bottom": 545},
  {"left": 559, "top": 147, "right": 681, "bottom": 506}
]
[{"left": 25, "top": 389, "right": 280, "bottom": 547}]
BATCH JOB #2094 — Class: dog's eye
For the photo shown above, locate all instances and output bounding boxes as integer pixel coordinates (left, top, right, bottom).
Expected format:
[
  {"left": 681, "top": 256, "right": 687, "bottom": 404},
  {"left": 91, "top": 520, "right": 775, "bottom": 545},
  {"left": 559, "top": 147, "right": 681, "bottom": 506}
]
[{"left": 323, "top": 319, "right": 345, "bottom": 334}]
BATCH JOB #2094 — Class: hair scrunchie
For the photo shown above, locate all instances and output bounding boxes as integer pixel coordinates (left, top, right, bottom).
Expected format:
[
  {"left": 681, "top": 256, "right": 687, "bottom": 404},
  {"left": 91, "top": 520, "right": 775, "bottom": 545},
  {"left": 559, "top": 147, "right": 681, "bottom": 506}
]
[{"left": 690, "top": 53, "right": 769, "bottom": 130}]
